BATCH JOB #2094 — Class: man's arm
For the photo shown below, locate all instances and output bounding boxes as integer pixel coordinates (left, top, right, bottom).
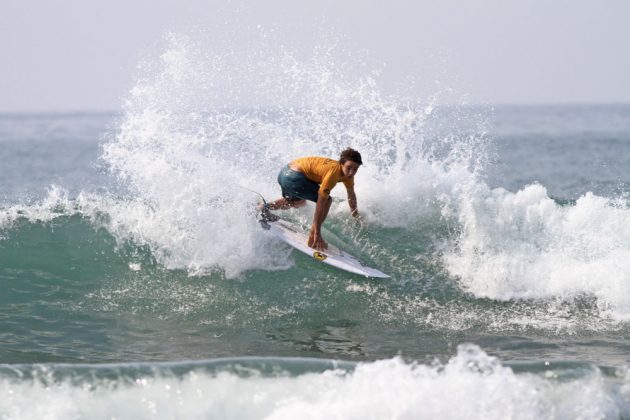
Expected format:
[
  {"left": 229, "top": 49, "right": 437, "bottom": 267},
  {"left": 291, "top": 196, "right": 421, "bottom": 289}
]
[
  {"left": 312, "top": 195, "right": 328, "bottom": 234},
  {"left": 308, "top": 195, "right": 331, "bottom": 250},
  {"left": 347, "top": 186, "right": 359, "bottom": 217}
]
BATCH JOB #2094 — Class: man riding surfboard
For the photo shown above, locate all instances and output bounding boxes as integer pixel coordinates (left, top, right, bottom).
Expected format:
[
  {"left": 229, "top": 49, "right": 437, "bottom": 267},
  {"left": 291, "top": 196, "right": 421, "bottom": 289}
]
[{"left": 262, "top": 148, "right": 362, "bottom": 251}]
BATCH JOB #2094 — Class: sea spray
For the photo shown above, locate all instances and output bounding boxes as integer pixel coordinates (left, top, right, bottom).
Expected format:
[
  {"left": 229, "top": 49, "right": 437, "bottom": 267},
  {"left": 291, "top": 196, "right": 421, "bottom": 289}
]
[{"left": 101, "top": 30, "right": 486, "bottom": 277}]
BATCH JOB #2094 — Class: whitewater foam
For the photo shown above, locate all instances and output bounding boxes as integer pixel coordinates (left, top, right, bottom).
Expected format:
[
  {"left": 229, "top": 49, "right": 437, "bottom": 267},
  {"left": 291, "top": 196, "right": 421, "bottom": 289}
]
[
  {"left": 97, "top": 30, "right": 483, "bottom": 278},
  {"left": 446, "top": 183, "right": 630, "bottom": 319},
  {"left": 1, "top": 345, "right": 628, "bottom": 420}
]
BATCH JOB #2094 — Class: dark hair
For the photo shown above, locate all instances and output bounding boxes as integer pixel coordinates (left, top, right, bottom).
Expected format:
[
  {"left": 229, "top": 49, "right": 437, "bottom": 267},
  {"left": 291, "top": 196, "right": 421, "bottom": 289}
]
[{"left": 339, "top": 147, "right": 362, "bottom": 165}]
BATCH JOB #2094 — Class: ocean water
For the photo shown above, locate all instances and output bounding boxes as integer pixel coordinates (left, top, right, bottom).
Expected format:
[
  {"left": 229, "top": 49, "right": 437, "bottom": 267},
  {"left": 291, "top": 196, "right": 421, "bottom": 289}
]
[{"left": 3, "top": 34, "right": 630, "bottom": 419}]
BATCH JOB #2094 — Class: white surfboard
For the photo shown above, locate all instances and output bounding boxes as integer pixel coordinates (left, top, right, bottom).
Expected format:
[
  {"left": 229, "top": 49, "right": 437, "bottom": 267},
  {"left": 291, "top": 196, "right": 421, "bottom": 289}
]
[{"left": 260, "top": 211, "right": 390, "bottom": 278}]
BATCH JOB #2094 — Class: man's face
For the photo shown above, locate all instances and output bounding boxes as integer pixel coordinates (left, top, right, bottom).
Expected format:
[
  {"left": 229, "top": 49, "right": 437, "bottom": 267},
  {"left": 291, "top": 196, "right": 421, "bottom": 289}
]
[{"left": 341, "top": 161, "right": 360, "bottom": 178}]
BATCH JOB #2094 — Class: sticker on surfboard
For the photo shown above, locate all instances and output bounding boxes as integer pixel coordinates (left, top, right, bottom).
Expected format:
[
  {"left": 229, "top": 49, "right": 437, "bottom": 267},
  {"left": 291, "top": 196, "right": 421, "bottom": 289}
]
[{"left": 313, "top": 251, "right": 328, "bottom": 261}]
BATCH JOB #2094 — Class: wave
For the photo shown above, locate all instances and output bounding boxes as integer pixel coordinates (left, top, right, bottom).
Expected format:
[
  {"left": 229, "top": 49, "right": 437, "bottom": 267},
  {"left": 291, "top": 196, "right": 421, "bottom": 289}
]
[
  {"left": 445, "top": 183, "right": 630, "bottom": 319},
  {"left": 1, "top": 345, "right": 628, "bottom": 419},
  {"left": 2, "top": 186, "right": 630, "bottom": 339}
]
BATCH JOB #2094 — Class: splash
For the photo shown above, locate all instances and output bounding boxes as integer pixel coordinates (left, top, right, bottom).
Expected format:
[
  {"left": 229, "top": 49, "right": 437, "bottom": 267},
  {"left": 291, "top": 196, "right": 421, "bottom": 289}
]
[{"left": 101, "top": 30, "right": 484, "bottom": 277}]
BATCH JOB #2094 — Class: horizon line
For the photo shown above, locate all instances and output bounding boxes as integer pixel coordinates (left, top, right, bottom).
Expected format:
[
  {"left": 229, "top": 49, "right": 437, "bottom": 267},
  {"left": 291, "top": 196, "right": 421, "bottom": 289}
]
[{"left": 2, "top": 101, "right": 630, "bottom": 116}]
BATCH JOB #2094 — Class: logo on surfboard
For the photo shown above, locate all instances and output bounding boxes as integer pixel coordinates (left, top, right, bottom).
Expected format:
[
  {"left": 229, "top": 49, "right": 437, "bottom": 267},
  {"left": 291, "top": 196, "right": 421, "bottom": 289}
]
[{"left": 313, "top": 251, "right": 328, "bottom": 261}]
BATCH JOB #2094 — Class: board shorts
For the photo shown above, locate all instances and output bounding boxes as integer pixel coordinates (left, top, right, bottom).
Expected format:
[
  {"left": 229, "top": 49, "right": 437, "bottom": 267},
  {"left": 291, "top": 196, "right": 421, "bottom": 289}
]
[{"left": 277, "top": 165, "right": 320, "bottom": 202}]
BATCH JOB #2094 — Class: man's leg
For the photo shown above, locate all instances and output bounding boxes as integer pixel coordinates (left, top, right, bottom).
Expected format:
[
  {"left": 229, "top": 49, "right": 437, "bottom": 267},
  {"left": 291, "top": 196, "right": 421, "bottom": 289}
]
[{"left": 267, "top": 198, "right": 306, "bottom": 210}]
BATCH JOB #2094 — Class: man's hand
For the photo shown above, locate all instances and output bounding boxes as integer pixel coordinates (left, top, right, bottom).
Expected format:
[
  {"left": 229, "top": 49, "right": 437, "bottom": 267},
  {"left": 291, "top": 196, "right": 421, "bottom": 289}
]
[
  {"left": 308, "top": 228, "right": 328, "bottom": 251},
  {"left": 350, "top": 208, "right": 364, "bottom": 226}
]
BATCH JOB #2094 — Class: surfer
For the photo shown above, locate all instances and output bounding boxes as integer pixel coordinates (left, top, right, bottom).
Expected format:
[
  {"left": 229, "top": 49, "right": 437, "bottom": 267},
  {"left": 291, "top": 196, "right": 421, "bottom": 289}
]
[{"left": 263, "top": 148, "right": 362, "bottom": 251}]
